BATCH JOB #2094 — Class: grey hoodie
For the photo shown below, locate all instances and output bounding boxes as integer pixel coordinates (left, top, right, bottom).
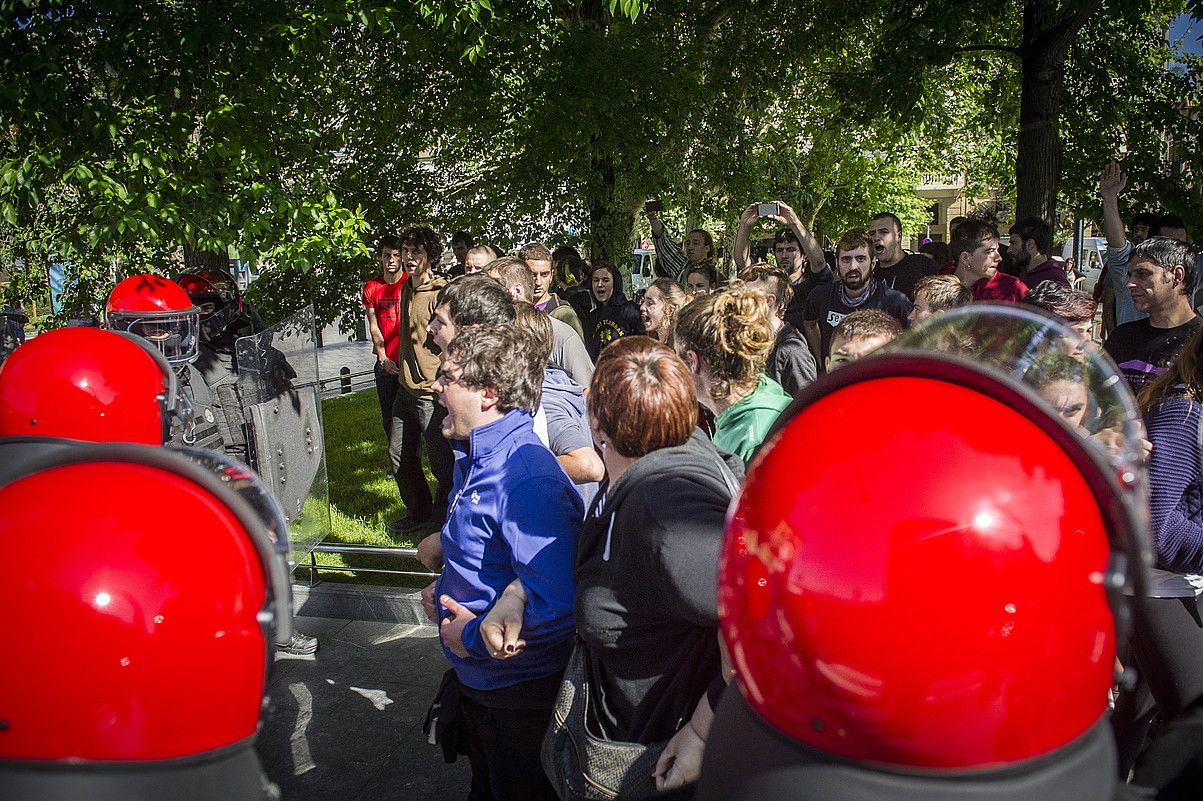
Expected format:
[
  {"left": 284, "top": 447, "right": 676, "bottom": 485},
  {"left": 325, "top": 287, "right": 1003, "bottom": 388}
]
[{"left": 541, "top": 367, "right": 598, "bottom": 509}]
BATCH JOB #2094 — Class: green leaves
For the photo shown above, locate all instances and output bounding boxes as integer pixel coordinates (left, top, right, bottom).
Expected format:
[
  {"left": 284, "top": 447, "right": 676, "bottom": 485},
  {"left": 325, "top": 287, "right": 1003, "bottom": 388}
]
[{"left": 3, "top": 0, "right": 1197, "bottom": 328}]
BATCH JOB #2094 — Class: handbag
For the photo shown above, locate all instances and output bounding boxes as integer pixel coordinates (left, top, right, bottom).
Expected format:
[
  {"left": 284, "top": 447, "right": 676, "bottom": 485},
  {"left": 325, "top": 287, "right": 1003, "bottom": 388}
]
[{"left": 541, "top": 641, "right": 669, "bottom": 800}]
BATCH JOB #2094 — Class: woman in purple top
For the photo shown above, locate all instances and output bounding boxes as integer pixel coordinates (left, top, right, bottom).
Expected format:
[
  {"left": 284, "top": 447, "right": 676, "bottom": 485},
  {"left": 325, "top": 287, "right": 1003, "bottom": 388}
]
[{"left": 1112, "top": 323, "right": 1203, "bottom": 775}]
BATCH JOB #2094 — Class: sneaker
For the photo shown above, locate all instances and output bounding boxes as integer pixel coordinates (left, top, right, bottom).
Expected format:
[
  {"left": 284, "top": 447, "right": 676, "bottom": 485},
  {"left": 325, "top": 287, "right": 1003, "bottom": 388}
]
[
  {"left": 276, "top": 631, "right": 319, "bottom": 656},
  {"left": 388, "top": 515, "right": 433, "bottom": 535}
]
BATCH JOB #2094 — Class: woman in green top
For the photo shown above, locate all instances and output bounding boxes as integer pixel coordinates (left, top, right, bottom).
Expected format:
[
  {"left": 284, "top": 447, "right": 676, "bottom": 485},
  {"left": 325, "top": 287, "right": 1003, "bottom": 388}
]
[{"left": 675, "top": 286, "right": 792, "bottom": 464}]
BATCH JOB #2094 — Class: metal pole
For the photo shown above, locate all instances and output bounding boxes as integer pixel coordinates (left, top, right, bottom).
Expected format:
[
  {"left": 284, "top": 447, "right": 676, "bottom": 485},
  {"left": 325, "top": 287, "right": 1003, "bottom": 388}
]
[
  {"left": 1074, "top": 217, "right": 1085, "bottom": 272},
  {"left": 340, "top": 366, "right": 351, "bottom": 394}
]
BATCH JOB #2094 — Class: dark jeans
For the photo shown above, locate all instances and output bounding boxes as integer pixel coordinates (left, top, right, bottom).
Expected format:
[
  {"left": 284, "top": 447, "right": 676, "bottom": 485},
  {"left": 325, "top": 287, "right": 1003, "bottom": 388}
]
[
  {"left": 460, "top": 694, "right": 559, "bottom": 801},
  {"left": 374, "top": 360, "right": 401, "bottom": 438},
  {"left": 1111, "top": 593, "right": 1203, "bottom": 777},
  {"left": 388, "top": 385, "right": 453, "bottom": 521}
]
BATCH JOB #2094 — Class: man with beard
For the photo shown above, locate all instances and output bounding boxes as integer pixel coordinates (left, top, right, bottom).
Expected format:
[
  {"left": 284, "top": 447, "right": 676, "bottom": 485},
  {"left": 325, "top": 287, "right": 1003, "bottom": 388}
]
[
  {"left": 868, "top": 212, "right": 938, "bottom": 299},
  {"left": 1008, "top": 217, "right": 1071, "bottom": 288},
  {"left": 803, "top": 229, "right": 911, "bottom": 369},
  {"left": 733, "top": 200, "right": 832, "bottom": 330}
]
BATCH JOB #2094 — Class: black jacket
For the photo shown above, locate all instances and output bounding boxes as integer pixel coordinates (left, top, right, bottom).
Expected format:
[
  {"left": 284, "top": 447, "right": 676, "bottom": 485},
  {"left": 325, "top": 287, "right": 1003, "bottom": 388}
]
[
  {"left": 575, "top": 430, "right": 742, "bottom": 744},
  {"left": 768, "top": 321, "right": 816, "bottom": 397},
  {"left": 584, "top": 287, "right": 644, "bottom": 360}
]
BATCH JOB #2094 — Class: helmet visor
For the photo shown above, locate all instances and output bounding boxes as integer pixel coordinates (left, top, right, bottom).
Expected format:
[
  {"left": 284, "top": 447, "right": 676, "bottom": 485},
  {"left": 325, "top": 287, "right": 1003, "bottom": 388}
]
[
  {"left": 109, "top": 310, "right": 199, "bottom": 365},
  {"left": 889, "top": 303, "right": 1145, "bottom": 482}
]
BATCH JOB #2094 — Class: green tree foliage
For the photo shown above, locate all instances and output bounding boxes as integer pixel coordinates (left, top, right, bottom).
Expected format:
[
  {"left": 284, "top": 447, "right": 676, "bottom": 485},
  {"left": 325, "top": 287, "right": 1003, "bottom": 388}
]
[
  {"left": 817, "top": 0, "right": 1200, "bottom": 229},
  {"left": 3, "top": 0, "right": 1198, "bottom": 328},
  {"left": 0, "top": 0, "right": 371, "bottom": 323}
]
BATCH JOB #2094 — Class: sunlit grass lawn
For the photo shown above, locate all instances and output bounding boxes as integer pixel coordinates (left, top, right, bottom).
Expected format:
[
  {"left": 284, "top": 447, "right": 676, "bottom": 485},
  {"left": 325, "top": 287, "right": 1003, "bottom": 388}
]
[{"left": 306, "top": 389, "right": 440, "bottom": 587}]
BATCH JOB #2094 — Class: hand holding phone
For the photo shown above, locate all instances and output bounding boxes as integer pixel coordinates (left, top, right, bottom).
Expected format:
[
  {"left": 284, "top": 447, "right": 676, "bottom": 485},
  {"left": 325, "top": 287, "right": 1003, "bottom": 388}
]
[
  {"left": 757, "top": 202, "right": 780, "bottom": 218},
  {"left": 645, "top": 200, "right": 664, "bottom": 214}
]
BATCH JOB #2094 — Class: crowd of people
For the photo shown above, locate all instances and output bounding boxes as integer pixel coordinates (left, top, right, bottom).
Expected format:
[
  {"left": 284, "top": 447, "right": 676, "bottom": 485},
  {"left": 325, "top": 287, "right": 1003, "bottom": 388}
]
[
  {"left": 352, "top": 164, "right": 1202, "bottom": 800},
  {"left": 1, "top": 160, "right": 1202, "bottom": 800}
]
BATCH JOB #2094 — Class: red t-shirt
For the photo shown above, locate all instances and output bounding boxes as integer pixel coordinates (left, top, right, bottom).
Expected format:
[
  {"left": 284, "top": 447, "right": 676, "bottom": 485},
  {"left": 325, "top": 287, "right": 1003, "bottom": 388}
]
[
  {"left": 361, "top": 275, "right": 408, "bottom": 361},
  {"left": 937, "top": 264, "right": 1029, "bottom": 303},
  {"left": 972, "top": 271, "right": 1028, "bottom": 302}
]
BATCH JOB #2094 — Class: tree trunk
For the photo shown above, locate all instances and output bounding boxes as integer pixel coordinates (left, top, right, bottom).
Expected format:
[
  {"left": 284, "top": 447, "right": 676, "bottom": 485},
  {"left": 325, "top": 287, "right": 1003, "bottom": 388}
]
[
  {"left": 578, "top": 0, "right": 635, "bottom": 268},
  {"left": 587, "top": 153, "right": 635, "bottom": 267},
  {"left": 1013, "top": 0, "right": 1099, "bottom": 222},
  {"left": 1014, "top": 51, "right": 1063, "bottom": 221},
  {"left": 183, "top": 246, "right": 231, "bottom": 276}
]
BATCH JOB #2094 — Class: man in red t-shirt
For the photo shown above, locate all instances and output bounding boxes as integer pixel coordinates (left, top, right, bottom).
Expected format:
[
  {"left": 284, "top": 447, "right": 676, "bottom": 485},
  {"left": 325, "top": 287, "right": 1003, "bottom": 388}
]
[
  {"left": 947, "top": 220, "right": 1028, "bottom": 303},
  {"left": 362, "top": 234, "right": 408, "bottom": 443}
]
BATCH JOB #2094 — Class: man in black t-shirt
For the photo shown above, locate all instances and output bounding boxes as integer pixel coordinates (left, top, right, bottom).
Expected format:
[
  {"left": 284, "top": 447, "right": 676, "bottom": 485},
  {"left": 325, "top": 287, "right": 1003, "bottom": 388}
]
[
  {"left": 868, "top": 212, "right": 938, "bottom": 299},
  {"left": 804, "top": 228, "right": 912, "bottom": 370},
  {"left": 1103, "top": 237, "right": 1199, "bottom": 392}
]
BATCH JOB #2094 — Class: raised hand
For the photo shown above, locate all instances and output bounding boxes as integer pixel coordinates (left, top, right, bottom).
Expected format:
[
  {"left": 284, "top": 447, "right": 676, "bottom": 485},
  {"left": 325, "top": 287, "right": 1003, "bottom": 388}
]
[{"left": 1099, "top": 162, "right": 1128, "bottom": 199}]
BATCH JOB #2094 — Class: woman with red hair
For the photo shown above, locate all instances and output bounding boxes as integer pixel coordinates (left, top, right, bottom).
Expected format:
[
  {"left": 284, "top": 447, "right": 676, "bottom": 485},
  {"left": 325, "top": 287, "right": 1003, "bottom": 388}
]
[{"left": 482, "top": 337, "right": 740, "bottom": 796}]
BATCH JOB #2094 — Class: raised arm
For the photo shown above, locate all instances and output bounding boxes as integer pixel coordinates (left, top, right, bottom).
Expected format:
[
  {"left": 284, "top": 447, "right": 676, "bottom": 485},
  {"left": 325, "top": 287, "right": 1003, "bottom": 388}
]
[
  {"left": 1099, "top": 163, "right": 1129, "bottom": 251},
  {"left": 777, "top": 201, "right": 826, "bottom": 274},
  {"left": 649, "top": 208, "right": 687, "bottom": 281},
  {"left": 733, "top": 204, "right": 759, "bottom": 271},
  {"left": 648, "top": 207, "right": 667, "bottom": 238}
]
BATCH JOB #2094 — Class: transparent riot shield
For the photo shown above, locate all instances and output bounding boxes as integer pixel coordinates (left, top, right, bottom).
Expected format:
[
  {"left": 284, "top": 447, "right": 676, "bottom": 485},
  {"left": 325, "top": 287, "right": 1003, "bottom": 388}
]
[
  {"left": 235, "top": 305, "right": 329, "bottom": 566},
  {"left": 888, "top": 304, "right": 1149, "bottom": 531}
]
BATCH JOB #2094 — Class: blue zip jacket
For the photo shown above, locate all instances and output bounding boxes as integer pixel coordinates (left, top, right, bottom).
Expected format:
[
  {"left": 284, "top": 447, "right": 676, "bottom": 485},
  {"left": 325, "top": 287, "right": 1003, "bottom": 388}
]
[{"left": 437, "top": 409, "right": 583, "bottom": 690}]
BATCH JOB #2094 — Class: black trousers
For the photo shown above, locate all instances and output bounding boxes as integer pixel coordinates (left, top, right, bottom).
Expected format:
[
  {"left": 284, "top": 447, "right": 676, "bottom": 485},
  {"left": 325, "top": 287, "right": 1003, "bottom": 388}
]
[
  {"left": 373, "top": 360, "right": 400, "bottom": 438},
  {"left": 457, "top": 672, "right": 561, "bottom": 801},
  {"left": 1111, "top": 593, "right": 1203, "bottom": 777},
  {"left": 386, "top": 384, "right": 453, "bottom": 521}
]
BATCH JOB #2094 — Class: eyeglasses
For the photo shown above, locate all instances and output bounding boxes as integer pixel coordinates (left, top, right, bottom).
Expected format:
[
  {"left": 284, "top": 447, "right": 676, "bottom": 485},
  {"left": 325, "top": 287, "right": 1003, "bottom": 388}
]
[{"left": 435, "top": 368, "right": 468, "bottom": 388}]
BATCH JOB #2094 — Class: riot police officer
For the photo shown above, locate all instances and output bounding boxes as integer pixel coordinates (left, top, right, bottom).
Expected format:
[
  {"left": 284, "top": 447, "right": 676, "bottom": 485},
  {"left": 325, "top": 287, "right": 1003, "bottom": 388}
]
[
  {"left": 0, "top": 326, "right": 293, "bottom": 800},
  {"left": 698, "top": 306, "right": 1168, "bottom": 800},
  {"left": 105, "top": 273, "right": 224, "bottom": 450}
]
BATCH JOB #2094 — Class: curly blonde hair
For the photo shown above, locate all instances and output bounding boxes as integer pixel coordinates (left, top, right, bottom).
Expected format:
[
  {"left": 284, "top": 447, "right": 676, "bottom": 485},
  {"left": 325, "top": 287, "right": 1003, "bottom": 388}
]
[{"left": 674, "top": 287, "right": 774, "bottom": 402}]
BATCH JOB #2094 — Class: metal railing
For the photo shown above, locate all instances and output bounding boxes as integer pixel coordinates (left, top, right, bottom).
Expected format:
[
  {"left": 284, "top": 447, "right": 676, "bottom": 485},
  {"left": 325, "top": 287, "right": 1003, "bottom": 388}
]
[
  {"left": 301, "top": 543, "right": 439, "bottom": 586},
  {"left": 304, "top": 367, "right": 437, "bottom": 584},
  {"left": 318, "top": 366, "right": 376, "bottom": 397}
]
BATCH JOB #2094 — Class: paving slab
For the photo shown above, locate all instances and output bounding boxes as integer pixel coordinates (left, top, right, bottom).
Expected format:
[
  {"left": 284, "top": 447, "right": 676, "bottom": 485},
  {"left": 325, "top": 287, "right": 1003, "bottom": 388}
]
[{"left": 257, "top": 615, "right": 471, "bottom": 801}]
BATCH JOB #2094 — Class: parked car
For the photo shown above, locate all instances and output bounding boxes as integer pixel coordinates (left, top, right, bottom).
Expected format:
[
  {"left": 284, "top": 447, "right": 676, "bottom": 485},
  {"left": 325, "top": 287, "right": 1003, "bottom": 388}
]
[
  {"left": 630, "top": 248, "right": 656, "bottom": 300},
  {"left": 1061, "top": 237, "right": 1109, "bottom": 293}
]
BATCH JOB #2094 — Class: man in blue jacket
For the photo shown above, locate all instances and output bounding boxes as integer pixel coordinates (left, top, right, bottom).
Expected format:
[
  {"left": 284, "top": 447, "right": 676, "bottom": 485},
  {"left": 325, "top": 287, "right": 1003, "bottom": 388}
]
[{"left": 429, "top": 323, "right": 583, "bottom": 801}]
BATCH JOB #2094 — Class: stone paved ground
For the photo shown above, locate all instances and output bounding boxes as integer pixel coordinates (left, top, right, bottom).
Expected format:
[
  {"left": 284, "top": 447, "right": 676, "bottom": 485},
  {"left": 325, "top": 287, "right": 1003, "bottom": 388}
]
[
  {"left": 256, "top": 615, "right": 470, "bottom": 801},
  {"left": 315, "top": 321, "right": 376, "bottom": 398}
]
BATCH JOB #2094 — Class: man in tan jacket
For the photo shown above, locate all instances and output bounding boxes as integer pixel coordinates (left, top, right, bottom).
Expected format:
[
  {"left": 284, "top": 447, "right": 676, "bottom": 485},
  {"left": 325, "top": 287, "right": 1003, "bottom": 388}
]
[{"left": 389, "top": 224, "right": 452, "bottom": 533}]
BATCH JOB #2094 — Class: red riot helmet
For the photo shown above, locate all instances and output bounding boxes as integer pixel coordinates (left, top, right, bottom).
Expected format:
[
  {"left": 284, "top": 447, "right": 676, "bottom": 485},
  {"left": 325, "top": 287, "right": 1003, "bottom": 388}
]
[
  {"left": 0, "top": 327, "right": 178, "bottom": 445},
  {"left": 176, "top": 270, "right": 244, "bottom": 343},
  {"left": 105, "top": 274, "right": 200, "bottom": 366},
  {"left": 717, "top": 305, "right": 1149, "bottom": 773},
  {"left": 0, "top": 444, "right": 292, "bottom": 770}
]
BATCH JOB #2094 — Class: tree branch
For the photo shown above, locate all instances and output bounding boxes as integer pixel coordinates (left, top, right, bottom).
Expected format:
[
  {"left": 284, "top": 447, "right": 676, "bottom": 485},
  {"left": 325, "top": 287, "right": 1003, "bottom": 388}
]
[{"left": 953, "top": 44, "right": 1021, "bottom": 56}]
